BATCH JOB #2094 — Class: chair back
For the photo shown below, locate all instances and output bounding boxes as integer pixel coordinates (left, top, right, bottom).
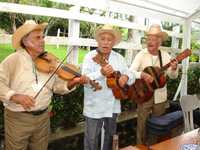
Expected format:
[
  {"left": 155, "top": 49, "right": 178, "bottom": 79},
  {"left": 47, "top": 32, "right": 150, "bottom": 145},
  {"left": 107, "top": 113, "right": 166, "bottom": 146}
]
[{"left": 180, "top": 95, "right": 200, "bottom": 132}]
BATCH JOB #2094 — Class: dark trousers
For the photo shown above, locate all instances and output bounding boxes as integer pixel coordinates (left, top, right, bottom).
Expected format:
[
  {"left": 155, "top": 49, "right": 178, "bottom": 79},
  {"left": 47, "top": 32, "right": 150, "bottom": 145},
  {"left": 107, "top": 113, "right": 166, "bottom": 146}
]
[{"left": 84, "top": 114, "right": 117, "bottom": 150}]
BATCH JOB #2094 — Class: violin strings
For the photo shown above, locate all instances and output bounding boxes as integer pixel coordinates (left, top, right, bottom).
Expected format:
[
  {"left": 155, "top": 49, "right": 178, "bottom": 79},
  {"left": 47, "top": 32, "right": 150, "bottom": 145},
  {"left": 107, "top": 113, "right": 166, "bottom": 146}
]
[
  {"left": 61, "top": 65, "right": 81, "bottom": 77},
  {"left": 34, "top": 46, "right": 74, "bottom": 99}
]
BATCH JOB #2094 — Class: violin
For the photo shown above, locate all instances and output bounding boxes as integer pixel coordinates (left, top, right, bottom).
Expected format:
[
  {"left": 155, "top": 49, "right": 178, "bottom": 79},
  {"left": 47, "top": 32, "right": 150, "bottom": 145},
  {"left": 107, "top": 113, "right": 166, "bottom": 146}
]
[
  {"left": 34, "top": 52, "right": 102, "bottom": 91},
  {"left": 93, "top": 50, "right": 129, "bottom": 100}
]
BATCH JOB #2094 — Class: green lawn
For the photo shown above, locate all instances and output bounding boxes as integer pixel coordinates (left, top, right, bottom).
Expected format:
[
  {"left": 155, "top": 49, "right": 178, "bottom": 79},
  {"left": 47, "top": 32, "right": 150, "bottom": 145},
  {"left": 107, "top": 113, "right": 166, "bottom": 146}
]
[
  {"left": 0, "top": 44, "right": 89, "bottom": 64},
  {"left": 0, "top": 44, "right": 14, "bottom": 62}
]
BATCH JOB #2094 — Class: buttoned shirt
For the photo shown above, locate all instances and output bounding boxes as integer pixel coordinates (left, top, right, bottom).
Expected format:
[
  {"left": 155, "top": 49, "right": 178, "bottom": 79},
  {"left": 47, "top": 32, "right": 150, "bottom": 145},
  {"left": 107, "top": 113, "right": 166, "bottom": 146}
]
[
  {"left": 0, "top": 50, "right": 73, "bottom": 112},
  {"left": 82, "top": 50, "right": 135, "bottom": 119},
  {"left": 129, "top": 48, "right": 178, "bottom": 104}
]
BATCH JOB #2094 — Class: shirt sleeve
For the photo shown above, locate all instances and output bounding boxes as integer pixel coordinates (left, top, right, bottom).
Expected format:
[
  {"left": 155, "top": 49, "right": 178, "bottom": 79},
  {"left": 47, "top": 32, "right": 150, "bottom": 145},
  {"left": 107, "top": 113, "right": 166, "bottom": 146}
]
[
  {"left": 129, "top": 51, "right": 142, "bottom": 79},
  {"left": 0, "top": 54, "right": 17, "bottom": 103},
  {"left": 81, "top": 52, "right": 103, "bottom": 80}
]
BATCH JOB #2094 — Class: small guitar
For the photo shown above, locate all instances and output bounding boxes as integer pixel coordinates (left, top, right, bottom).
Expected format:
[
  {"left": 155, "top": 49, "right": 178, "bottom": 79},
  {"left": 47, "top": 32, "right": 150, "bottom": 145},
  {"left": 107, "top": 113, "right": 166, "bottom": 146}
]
[
  {"left": 128, "top": 49, "right": 192, "bottom": 104},
  {"left": 93, "top": 51, "right": 129, "bottom": 100}
]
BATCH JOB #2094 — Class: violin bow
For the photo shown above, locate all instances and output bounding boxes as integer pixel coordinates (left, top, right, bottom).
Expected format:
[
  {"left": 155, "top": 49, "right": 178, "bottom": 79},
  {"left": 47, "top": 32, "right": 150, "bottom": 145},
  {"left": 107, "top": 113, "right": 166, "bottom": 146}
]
[{"left": 34, "top": 46, "right": 73, "bottom": 99}]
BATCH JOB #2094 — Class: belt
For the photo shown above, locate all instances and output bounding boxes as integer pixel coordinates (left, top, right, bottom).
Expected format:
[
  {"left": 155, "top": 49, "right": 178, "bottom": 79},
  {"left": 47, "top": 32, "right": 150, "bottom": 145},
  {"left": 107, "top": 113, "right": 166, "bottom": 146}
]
[{"left": 22, "top": 108, "right": 48, "bottom": 116}]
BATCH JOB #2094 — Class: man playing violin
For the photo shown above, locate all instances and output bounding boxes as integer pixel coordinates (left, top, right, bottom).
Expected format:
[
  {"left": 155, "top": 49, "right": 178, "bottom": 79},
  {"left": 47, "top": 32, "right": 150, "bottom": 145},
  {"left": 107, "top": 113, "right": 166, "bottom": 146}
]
[
  {"left": 0, "top": 20, "right": 88, "bottom": 150},
  {"left": 82, "top": 25, "right": 135, "bottom": 150},
  {"left": 129, "top": 24, "right": 178, "bottom": 144}
]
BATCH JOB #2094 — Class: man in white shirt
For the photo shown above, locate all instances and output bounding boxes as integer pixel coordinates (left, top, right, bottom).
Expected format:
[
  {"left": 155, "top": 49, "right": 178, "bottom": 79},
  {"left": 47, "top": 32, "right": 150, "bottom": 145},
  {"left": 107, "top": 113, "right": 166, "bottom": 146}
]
[
  {"left": 129, "top": 24, "right": 178, "bottom": 144},
  {"left": 82, "top": 25, "right": 135, "bottom": 150},
  {"left": 0, "top": 20, "right": 88, "bottom": 150}
]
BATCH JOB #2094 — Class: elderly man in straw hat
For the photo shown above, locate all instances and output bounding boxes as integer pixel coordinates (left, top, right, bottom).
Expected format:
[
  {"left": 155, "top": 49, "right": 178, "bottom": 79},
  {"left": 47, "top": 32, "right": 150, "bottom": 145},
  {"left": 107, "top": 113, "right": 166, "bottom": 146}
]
[
  {"left": 129, "top": 24, "right": 178, "bottom": 144},
  {"left": 0, "top": 20, "right": 88, "bottom": 150},
  {"left": 82, "top": 24, "right": 135, "bottom": 150}
]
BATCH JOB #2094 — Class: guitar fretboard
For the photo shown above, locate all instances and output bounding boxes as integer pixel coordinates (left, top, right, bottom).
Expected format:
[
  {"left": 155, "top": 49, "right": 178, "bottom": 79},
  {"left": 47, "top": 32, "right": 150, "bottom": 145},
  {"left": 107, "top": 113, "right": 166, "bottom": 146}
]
[{"left": 161, "top": 49, "right": 191, "bottom": 71}]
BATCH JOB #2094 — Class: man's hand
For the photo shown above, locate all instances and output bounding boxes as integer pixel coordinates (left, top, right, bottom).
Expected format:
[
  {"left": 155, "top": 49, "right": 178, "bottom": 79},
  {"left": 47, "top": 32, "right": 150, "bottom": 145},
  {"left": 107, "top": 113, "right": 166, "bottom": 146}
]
[
  {"left": 170, "top": 59, "right": 178, "bottom": 70},
  {"left": 10, "top": 94, "right": 35, "bottom": 110},
  {"left": 118, "top": 75, "right": 129, "bottom": 88},
  {"left": 67, "top": 75, "right": 90, "bottom": 90},
  {"left": 101, "top": 64, "right": 114, "bottom": 77},
  {"left": 76, "top": 75, "right": 90, "bottom": 85},
  {"left": 141, "top": 72, "right": 154, "bottom": 83}
]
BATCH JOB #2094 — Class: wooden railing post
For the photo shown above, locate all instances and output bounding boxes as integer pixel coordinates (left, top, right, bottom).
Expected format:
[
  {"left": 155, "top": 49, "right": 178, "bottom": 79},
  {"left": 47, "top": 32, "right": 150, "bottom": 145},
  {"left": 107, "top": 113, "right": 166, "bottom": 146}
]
[{"left": 112, "top": 134, "right": 119, "bottom": 150}]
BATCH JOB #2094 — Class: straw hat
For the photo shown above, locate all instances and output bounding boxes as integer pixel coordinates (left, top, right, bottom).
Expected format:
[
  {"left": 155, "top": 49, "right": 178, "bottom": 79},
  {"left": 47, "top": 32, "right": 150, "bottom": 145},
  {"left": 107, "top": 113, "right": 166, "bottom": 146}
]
[
  {"left": 146, "top": 24, "right": 168, "bottom": 41},
  {"left": 95, "top": 24, "right": 122, "bottom": 45},
  {"left": 12, "top": 20, "right": 48, "bottom": 49}
]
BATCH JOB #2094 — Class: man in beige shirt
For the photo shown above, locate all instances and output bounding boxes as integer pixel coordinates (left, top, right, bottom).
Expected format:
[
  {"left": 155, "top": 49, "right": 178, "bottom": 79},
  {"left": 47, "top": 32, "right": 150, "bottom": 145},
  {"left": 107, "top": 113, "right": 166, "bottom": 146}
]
[
  {"left": 129, "top": 24, "right": 178, "bottom": 144},
  {"left": 0, "top": 20, "right": 88, "bottom": 150}
]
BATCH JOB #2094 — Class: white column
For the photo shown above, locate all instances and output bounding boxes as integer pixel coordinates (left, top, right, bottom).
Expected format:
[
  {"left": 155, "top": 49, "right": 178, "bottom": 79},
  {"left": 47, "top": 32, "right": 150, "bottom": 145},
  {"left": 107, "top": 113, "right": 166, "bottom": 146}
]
[
  {"left": 67, "top": 5, "right": 80, "bottom": 65},
  {"left": 180, "top": 19, "right": 192, "bottom": 97},
  {"left": 56, "top": 28, "right": 60, "bottom": 49},
  {"left": 171, "top": 25, "right": 181, "bottom": 101}
]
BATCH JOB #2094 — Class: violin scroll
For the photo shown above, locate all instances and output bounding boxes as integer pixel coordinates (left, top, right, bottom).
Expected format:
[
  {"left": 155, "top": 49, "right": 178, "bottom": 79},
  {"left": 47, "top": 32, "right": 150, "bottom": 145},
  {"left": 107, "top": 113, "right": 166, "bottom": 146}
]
[
  {"left": 89, "top": 80, "right": 102, "bottom": 91},
  {"left": 92, "top": 52, "right": 108, "bottom": 67}
]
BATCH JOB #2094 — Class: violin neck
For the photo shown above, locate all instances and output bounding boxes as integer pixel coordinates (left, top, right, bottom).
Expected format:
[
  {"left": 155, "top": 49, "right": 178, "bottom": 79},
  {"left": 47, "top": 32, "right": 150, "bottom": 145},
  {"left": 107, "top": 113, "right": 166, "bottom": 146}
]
[
  {"left": 62, "top": 66, "right": 81, "bottom": 77},
  {"left": 93, "top": 50, "right": 109, "bottom": 67}
]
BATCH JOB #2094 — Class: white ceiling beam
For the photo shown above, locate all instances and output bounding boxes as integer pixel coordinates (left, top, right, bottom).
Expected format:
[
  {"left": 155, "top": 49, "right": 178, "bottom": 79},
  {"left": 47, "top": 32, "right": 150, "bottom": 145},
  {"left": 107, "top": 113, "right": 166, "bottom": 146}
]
[
  {"left": 49, "top": 0, "right": 108, "bottom": 10},
  {"left": 0, "top": 2, "right": 183, "bottom": 38},
  {"left": 188, "top": 8, "right": 200, "bottom": 24},
  {"left": 112, "top": 0, "right": 186, "bottom": 22},
  {"left": 110, "top": 1, "right": 185, "bottom": 24},
  {"left": 193, "top": 19, "right": 200, "bottom": 24},
  {"left": 128, "top": 0, "right": 188, "bottom": 15},
  {"left": 0, "top": 2, "right": 143, "bottom": 30},
  {"left": 49, "top": 0, "right": 185, "bottom": 24},
  {"left": 187, "top": 9, "right": 200, "bottom": 21}
]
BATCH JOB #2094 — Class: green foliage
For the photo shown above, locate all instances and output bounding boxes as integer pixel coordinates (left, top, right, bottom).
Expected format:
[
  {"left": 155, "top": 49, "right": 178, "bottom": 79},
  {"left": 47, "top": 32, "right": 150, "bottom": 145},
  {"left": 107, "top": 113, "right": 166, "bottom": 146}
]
[
  {"left": 45, "top": 45, "right": 69, "bottom": 60},
  {"left": 50, "top": 86, "right": 84, "bottom": 131},
  {"left": 167, "top": 70, "right": 182, "bottom": 100},
  {"left": 46, "top": 18, "right": 69, "bottom": 36},
  {"left": 80, "top": 22, "right": 97, "bottom": 38},
  {"left": 0, "top": 1, "right": 71, "bottom": 35},
  {"left": 162, "top": 36, "right": 172, "bottom": 47},
  {"left": 0, "top": 13, "right": 12, "bottom": 33},
  {"left": 167, "top": 66, "right": 200, "bottom": 100},
  {"left": 187, "top": 66, "right": 200, "bottom": 94},
  {"left": 192, "top": 41, "right": 200, "bottom": 49},
  {"left": 191, "top": 41, "right": 200, "bottom": 62},
  {"left": 161, "top": 22, "right": 183, "bottom": 33},
  {"left": 4, "top": 0, "right": 53, "bottom": 7}
]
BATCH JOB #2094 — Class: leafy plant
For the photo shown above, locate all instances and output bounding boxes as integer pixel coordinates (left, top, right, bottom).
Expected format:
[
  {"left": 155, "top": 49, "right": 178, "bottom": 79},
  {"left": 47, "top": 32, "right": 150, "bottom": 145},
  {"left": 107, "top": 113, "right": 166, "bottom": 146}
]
[
  {"left": 167, "top": 65, "right": 200, "bottom": 100},
  {"left": 50, "top": 86, "right": 84, "bottom": 131}
]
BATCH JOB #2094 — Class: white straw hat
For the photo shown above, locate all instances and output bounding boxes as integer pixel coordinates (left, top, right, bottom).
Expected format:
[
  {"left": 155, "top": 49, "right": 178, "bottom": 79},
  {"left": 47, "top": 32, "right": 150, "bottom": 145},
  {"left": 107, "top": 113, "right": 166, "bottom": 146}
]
[
  {"left": 12, "top": 20, "right": 48, "bottom": 49},
  {"left": 95, "top": 24, "right": 122, "bottom": 45},
  {"left": 146, "top": 24, "right": 168, "bottom": 41}
]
